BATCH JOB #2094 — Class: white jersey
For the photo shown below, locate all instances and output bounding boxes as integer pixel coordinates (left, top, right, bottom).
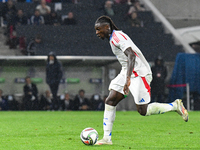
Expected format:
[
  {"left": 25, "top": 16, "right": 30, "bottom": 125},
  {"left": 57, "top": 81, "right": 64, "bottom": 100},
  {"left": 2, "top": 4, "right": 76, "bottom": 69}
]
[{"left": 109, "top": 30, "right": 152, "bottom": 77}]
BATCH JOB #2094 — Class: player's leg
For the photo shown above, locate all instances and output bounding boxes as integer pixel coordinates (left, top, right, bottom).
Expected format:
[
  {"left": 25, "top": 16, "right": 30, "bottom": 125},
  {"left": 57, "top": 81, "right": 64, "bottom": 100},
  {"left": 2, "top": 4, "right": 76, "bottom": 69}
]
[
  {"left": 136, "top": 101, "right": 177, "bottom": 116},
  {"left": 145, "top": 99, "right": 189, "bottom": 122},
  {"left": 95, "top": 90, "right": 124, "bottom": 145},
  {"left": 104, "top": 90, "right": 124, "bottom": 138},
  {"left": 131, "top": 75, "right": 188, "bottom": 122},
  {"left": 96, "top": 73, "right": 126, "bottom": 145},
  {"left": 105, "top": 89, "right": 124, "bottom": 106}
]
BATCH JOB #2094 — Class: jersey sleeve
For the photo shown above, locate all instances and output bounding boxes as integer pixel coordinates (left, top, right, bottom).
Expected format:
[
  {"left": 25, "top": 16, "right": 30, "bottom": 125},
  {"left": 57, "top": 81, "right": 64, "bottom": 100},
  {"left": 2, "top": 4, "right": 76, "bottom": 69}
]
[{"left": 112, "top": 31, "right": 132, "bottom": 52}]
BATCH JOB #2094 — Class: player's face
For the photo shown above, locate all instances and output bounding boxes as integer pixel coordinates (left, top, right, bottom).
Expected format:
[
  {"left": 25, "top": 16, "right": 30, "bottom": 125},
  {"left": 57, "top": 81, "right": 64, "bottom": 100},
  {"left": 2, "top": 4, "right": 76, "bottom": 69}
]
[{"left": 95, "top": 23, "right": 109, "bottom": 40}]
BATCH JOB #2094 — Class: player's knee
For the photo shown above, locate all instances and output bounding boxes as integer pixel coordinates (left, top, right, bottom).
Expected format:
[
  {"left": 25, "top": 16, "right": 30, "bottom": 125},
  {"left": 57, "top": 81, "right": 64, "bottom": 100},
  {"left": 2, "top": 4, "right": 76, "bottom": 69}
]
[
  {"left": 105, "top": 97, "right": 115, "bottom": 106},
  {"left": 105, "top": 91, "right": 124, "bottom": 106}
]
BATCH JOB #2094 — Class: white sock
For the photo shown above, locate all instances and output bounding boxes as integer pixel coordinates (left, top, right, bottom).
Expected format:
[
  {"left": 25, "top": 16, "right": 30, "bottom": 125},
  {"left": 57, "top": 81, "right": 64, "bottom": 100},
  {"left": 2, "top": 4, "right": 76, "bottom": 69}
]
[
  {"left": 146, "top": 102, "right": 177, "bottom": 116},
  {"left": 103, "top": 104, "right": 116, "bottom": 141}
]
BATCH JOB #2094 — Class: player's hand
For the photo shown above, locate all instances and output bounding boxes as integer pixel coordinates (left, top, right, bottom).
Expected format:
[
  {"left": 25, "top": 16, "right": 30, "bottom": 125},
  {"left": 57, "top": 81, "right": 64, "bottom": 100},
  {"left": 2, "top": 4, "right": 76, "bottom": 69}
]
[{"left": 123, "top": 77, "right": 131, "bottom": 95}]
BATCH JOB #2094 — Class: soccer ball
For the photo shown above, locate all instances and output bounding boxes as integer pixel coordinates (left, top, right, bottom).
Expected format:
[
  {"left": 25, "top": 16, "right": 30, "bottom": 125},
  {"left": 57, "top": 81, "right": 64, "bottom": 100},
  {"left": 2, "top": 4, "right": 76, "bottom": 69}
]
[{"left": 80, "top": 127, "right": 98, "bottom": 145}]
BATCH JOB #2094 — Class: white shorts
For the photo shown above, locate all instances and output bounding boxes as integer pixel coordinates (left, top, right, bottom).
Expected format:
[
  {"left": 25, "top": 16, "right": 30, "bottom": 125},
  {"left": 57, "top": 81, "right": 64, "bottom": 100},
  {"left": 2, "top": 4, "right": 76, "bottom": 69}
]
[{"left": 109, "top": 73, "right": 152, "bottom": 105}]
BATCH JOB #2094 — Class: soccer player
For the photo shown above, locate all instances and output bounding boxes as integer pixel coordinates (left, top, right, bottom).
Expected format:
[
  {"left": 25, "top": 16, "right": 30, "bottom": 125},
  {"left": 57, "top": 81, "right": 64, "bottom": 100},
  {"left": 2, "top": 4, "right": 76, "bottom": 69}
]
[{"left": 94, "top": 16, "right": 189, "bottom": 145}]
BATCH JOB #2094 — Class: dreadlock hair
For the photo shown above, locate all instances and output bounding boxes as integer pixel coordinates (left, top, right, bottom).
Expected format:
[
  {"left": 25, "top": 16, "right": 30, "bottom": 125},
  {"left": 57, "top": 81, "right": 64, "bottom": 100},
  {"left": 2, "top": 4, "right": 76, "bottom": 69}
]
[{"left": 95, "top": 15, "right": 119, "bottom": 31}]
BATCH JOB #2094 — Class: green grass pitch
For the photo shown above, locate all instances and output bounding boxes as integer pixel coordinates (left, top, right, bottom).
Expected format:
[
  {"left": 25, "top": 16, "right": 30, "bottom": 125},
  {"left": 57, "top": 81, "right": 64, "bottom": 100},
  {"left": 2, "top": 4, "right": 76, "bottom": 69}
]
[{"left": 0, "top": 111, "right": 199, "bottom": 150}]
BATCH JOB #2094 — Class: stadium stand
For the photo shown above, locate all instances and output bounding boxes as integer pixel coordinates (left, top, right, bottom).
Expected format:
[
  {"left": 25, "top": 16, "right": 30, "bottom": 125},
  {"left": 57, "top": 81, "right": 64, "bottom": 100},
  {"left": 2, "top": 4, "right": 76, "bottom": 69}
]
[{"left": 2, "top": 1, "right": 184, "bottom": 61}]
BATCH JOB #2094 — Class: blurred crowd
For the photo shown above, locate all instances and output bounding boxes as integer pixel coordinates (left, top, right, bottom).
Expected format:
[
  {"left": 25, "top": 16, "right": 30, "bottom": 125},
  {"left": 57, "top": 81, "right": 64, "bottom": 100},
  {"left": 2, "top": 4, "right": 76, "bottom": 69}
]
[
  {"left": 0, "top": 51, "right": 107, "bottom": 111},
  {"left": 0, "top": 87, "right": 106, "bottom": 111},
  {"left": 1, "top": 0, "right": 77, "bottom": 26},
  {"left": 0, "top": 0, "right": 146, "bottom": 53}
]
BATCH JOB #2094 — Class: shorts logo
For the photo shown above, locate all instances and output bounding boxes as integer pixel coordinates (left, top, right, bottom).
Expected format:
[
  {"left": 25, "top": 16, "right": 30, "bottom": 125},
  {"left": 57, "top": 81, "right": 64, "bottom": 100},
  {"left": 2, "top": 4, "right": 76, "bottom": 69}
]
[{"left": 139, "top": 98, "right": 145, "bottom": 103}]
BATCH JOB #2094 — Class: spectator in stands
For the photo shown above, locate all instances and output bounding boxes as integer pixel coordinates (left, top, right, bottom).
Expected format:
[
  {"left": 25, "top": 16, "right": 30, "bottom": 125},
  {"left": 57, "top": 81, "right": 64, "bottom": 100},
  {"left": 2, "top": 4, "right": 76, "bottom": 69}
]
[
  {"left": 46, "top": 0, "right": 52, "bottom": 3},
  {"left": 39, "top": 90, "right": 53, "bottom": 110},
  {"left": 18, "top": 35, "right": 26, "bottom": 53},
  {"left": 129, "top": 12, "right": 143, "bottom": 27},
  {"left": 45, "top": 10, "right": 61, "bottom": 26},
  {"left": 6, "top": 95, "right": 19, "bottom": 111},
  {"left": 127, "top": 0, "right": 135, "bottom": 5},
  {"left": 59, "top": 92, "right": 74, "bottom": 111},
  {"left": 127, "top": 0, "right": 145, "bottom": 16},
  {"left": 36, "top": 0, "right": 51, "bottom": 16},
  {"left": 73, "top": 89, "right": 90, "bottom": 111},
  {"left": 15, "top": 9, "right": 28, "bottom": 26},
  {"left": 30, "top": 9, "right": 45, "bottom": 25},
  {"left": 114, "top": 0, "right": 127, "bottom": 4},
  {"left": 104, "top": 0, "right": 115, "bottom": 17},
  {"left": 23, "top": 76, "right": 39, "bottom": 110},
  {"left": 62, "top": 12, "right": 77, "bottom": 25},
  {"left": 90, "top": 94, "right": 104, "bottom": 111},
  {"left": 7, "top": 25, "right": 18, "bottom": 49},
  {"left": 2, "top": 0, "right": 17, "bottom": 48},
  {"left": 72, "top": 0, "right": 79, "bottom": 3},
  {"left": 151, "top": 56, "right": 167, "bottom": 102},
  {"left": 25, "top": 34, "right": 42, "bottom": 55},
  {"left": 1, "top": 0, "right": 17, "bottom": 25},
  {"left": 46, "top": 52, "right": 63, "bottom": 110},
  {"left": 0, "top": 89, "right": 8, "bottom": 111}
]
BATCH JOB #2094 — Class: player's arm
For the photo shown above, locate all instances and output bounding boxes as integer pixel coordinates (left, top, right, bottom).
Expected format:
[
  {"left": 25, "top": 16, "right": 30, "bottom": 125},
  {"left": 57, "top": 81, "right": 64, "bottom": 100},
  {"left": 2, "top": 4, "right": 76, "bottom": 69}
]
[{"left": 123, "top": 47, "right": 136, "bottom": 95}]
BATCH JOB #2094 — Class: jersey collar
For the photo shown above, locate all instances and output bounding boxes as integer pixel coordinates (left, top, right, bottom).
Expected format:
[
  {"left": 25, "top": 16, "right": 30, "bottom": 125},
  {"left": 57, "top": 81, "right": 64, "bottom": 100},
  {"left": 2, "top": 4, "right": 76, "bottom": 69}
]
[{"left": 109, "top": 30, "right": 115, "bottom": 41}]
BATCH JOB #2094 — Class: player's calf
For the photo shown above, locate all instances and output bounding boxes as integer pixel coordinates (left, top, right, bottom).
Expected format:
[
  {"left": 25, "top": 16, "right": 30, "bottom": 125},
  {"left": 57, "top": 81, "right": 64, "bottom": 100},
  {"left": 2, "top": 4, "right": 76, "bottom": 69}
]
[{"left": 136, "top": 104, "right": 148, "bottom": 116}]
